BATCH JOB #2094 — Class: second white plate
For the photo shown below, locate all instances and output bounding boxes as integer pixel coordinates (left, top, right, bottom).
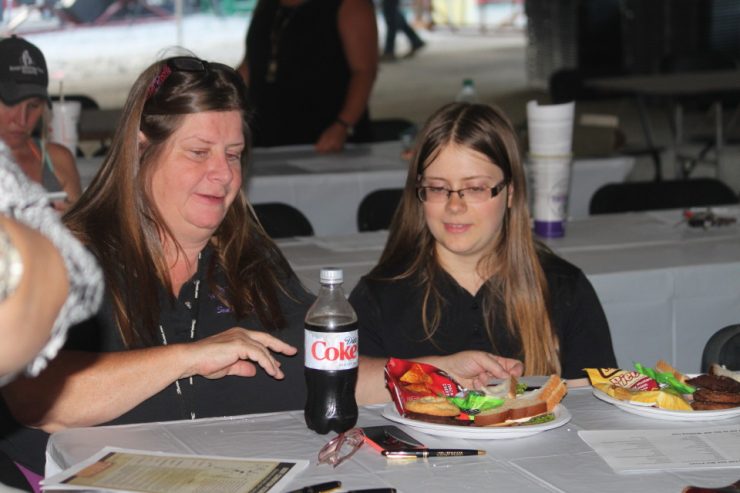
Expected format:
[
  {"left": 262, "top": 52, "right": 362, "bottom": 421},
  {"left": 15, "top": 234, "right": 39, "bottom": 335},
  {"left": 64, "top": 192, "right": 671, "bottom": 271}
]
[
  {"left": 592, "top": 388, "right": 740, "bottom": 421},
  {"left": 380, "top": 403, "right": 571, "bottom": 439}
]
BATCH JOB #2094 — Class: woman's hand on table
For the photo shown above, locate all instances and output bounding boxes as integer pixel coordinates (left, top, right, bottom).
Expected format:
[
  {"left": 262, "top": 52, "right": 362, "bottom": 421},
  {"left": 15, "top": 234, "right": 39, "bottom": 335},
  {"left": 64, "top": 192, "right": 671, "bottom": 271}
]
[
  {"left": 183, "top": 327, "right": 297, "bottom": 381},
  {"left": 435, "top": 351, "right": 524, "bottom": 390},
  {"left": 315, "top": 122, "right": 349, "bottom": 153}
]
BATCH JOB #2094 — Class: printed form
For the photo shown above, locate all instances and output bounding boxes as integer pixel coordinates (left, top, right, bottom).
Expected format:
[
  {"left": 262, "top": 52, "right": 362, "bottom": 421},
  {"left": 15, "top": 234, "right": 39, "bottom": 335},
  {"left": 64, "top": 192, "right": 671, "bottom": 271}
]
[
  {"left": 41, "top": 447, "right": 308, "bottom": 493},
  {"left": 579, "top": 425, "right": 740, "bottom": 473}
]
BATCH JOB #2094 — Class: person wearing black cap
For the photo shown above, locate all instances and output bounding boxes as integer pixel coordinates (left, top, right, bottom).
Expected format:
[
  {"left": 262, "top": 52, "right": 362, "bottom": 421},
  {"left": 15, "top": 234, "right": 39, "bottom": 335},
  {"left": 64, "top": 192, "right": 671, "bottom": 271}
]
[{"left": 0, "top": 36, "right": 81, "bottom": 211}]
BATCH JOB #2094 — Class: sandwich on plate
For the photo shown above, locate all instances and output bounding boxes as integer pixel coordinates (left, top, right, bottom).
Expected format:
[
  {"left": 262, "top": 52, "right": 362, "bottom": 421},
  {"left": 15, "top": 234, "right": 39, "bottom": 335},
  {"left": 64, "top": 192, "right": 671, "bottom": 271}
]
[{"left": 384, "top": 358, "right": 568, "bottom": 427}]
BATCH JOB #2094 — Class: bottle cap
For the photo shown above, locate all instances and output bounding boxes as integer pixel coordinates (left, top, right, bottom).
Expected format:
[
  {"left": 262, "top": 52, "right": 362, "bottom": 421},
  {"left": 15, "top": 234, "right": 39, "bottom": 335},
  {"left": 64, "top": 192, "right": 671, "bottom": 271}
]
[{"left": 320, "top": 267, "right": 343, "bottom": 284}]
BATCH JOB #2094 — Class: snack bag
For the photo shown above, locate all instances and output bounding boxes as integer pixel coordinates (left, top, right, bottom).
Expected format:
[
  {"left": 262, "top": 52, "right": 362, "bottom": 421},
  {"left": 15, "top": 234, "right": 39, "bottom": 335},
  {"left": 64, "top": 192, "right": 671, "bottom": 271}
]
[
  {"left": 385, "top": 358, "right": 465, "bottom": 417},
  {"left": 588, "top": 363, "right": 695, "bottom": 411},
  {"left": 585, "top": 368, "right": 659, "bottom": 391},
  {"left": 592, "top": 383, "right": 693, "bottom": 411}
]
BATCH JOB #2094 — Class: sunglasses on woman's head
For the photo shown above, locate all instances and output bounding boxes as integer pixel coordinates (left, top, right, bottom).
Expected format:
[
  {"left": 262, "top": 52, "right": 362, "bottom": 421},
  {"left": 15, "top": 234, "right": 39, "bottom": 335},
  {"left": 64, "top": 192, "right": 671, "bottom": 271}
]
[{"left": 146, "top": 56, "right": 237, "bottom": 100}]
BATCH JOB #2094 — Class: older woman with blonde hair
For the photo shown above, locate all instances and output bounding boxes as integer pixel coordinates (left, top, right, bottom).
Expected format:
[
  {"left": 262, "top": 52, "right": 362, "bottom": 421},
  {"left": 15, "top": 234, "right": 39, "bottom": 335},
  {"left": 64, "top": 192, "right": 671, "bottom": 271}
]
[{"left": 352, "top": 102, "right": 616, "bottom": 404}]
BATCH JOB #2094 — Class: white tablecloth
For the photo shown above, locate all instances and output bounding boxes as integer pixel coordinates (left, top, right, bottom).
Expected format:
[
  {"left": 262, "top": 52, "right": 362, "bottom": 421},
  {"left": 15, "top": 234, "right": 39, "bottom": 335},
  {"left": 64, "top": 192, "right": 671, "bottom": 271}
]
[
  {"left": 46, "top": 388, "right": 740, "bottom": 492},
  {"left": 279, "top": 208, "right": 740, "bottom": 373},
  {"left": 77, "top": 144, "right": 634, "bottom": 235}
]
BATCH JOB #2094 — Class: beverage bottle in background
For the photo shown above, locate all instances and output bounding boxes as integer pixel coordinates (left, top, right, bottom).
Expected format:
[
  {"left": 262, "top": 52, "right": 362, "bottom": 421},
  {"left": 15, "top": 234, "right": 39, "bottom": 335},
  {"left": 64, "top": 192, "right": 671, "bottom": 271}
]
[
  {"left": 304, "top": 267, "right": 359, "bottom": 434},
  {"left": 456, "top": 78, "right": 479, "bottom": 103}
]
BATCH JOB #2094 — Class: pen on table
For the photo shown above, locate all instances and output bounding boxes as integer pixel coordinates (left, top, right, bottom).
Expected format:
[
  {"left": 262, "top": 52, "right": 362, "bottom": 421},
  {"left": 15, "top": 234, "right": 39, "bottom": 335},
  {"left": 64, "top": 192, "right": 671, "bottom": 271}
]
[
  {"left": 382, "top": 449, "right": 485, "bottom": 458},
  {"left": 346, "top": 489, "right": 397, "bottom": 493},
  {"left": 285, "top": 480, "right": 342, "bottom": 493}
]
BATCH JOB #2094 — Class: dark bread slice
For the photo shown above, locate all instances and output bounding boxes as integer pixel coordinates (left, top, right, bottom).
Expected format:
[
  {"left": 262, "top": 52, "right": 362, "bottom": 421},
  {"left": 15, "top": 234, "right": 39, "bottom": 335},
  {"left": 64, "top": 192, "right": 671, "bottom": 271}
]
[
  {"left": 686, "top": 374, "right": 740, "bottom": 393},
  {"left": 691, "top": 400, "right": 739, "bottom": 411},
  {"left": 693, "top": 388, "right": 740, "bottom": 405}
]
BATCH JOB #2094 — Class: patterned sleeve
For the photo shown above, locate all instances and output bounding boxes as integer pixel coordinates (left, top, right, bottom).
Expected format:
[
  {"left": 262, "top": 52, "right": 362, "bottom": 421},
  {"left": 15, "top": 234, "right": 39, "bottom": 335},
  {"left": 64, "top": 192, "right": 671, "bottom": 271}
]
[{"left": 0, "top": 142, "right": 103, "bottom": 383}]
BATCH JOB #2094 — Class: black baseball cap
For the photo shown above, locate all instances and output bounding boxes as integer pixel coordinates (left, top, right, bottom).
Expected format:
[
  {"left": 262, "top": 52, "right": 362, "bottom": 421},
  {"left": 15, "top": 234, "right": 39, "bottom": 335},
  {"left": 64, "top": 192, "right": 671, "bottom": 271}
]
[{"left": 0, "top": 36, "right": 49, "bottom": 105}]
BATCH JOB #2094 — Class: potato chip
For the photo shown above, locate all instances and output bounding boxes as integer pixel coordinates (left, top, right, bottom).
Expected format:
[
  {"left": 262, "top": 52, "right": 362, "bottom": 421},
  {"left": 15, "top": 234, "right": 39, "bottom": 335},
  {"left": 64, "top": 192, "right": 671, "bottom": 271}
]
[
  {"left": 403, "top": 383, "right": 433, "bottom": 393},
  {"left": 400, "top": 364, "right": 433, "bottom": 384}
]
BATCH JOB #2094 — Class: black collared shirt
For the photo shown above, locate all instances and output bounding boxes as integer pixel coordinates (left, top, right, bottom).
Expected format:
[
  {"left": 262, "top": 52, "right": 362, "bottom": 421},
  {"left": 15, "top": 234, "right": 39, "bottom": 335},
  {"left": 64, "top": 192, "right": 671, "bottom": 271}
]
[
  {"left": 349, "top": 252, "right": 616, "bottom": 379},
  {"left": 65, "top": 246, "right": 314, "bottom": 423}
]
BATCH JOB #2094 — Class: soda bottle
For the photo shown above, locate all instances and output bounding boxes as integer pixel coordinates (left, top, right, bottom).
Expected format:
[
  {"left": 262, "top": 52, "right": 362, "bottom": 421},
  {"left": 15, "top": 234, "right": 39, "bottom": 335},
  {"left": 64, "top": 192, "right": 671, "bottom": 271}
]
[
  {"left": 456, "top": 78, "right": 479, "bottom": 103},
  {"left": 304, "top": 267, "right": 359, "bottom": 434}
]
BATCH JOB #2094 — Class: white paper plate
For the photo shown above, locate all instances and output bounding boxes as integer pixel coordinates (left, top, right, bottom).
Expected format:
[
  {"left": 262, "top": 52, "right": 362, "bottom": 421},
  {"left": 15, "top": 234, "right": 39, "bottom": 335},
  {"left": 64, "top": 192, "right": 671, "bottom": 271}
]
[
  {"left": 592, "top": 387, "right": 740, "bottom": 421},
  {"left": 380, "top": 403, "right": 571, "bottom": 439}
]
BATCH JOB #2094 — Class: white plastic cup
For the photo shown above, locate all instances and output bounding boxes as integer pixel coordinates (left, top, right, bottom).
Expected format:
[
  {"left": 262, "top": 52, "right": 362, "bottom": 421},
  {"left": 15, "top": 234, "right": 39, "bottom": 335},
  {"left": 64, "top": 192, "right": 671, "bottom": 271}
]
[
  {"left": 527, "top": 155, "right": 572, "bottom": 238},
  {"left": 48, "top": 101, "right": 82, "bottom": 155},
  {"left": 526, "top": 100, "right": 575, "bottom": 156}
]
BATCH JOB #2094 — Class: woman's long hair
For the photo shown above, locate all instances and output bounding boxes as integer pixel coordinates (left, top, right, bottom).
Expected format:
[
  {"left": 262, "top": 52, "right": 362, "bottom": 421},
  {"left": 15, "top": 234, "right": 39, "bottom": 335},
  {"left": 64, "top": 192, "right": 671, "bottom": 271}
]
[
  {"left": 372, "top": 102, "right": 560, "bottom": 375},
  {"left": 64, "top": 56, "right": 294, "bottom": 348}
]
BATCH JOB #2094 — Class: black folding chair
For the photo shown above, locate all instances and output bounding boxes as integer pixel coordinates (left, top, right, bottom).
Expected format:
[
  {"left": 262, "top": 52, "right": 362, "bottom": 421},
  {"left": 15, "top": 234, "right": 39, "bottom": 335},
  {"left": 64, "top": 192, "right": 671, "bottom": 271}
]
[
  {"left": 357, "top": 188, "right": 403, "bottom": 232},
  {"left": 701, "top": 324, "right": 740, "bottom": 373},
  {"left": 589, "top": 178, "right": 738, "bottom": 215},
  {"left": 252, "top": 203, "right": 314, "bottom": 239}
]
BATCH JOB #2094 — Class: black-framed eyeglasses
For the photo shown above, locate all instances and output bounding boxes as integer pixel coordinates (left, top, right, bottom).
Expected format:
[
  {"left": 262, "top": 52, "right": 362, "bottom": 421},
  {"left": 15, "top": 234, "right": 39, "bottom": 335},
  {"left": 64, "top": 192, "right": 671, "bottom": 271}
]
[
  {"left": 146, "top": 56, "right": 237, "bottom": 99},
  {"left": 416, "top": 180, "right": 508, "bottom": 203}
]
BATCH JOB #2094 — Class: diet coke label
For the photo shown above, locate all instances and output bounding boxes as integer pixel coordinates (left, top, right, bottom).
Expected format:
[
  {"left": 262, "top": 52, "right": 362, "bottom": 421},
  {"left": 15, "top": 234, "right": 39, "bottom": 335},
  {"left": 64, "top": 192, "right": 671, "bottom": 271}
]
[{"left": 304, "top": 329, "right": 359, "bottom": 370}]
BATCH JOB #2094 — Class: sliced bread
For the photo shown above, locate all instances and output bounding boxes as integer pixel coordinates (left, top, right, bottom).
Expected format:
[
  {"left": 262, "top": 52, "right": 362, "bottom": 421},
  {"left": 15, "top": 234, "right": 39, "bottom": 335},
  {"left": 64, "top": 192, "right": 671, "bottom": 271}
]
[
  {"left": 655, "top": 359, "right": 687, "bottom": 384},
  {"left": 473, "top": 375, "right": 567, "bottom": 427},
  {"left": 710, "top": 364, "right": 740, "bottom": 383}
]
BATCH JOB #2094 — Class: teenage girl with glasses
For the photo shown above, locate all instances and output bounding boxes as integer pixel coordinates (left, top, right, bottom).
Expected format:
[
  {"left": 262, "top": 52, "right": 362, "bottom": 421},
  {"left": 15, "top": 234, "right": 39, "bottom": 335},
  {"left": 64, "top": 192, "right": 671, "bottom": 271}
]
[{"left": 352, "top": 103, "right": 617, "bottom": 404}]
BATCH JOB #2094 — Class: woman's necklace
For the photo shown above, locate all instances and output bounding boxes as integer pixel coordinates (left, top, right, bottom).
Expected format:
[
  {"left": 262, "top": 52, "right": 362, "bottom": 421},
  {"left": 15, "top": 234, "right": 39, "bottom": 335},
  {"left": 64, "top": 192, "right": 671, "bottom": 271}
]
[
  {"left": 265, "top": 4, "right": 300, "bottom": 83},
  {"left": 18, "top": 140, "right": 44, "bottom": 183},
  {"left": 159, "top": 253, "right": 202, "bottom": 420}
]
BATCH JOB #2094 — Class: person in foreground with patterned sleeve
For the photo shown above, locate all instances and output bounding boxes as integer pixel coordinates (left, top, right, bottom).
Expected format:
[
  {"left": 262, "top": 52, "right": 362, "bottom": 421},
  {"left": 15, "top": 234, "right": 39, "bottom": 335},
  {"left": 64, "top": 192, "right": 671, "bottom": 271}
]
[{"left": 0, "top": 140, "right": 102, "bottom": 491}]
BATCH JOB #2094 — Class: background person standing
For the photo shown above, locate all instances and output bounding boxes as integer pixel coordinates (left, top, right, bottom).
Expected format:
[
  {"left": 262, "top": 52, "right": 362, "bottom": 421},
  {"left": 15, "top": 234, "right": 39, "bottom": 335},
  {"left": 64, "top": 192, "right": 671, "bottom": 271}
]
[
  {"left": 238, "top": 0, "right": 378, "bottom": 152},
  {"left": 381, "top": 0, "right": 425, "bottom": 61}
]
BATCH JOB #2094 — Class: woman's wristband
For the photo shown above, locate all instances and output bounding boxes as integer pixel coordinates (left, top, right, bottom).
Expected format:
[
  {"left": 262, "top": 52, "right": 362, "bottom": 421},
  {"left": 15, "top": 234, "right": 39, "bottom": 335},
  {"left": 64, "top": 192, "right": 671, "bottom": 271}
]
[{"left": 335, "top": 118, "right": 354, "bottom": 136}]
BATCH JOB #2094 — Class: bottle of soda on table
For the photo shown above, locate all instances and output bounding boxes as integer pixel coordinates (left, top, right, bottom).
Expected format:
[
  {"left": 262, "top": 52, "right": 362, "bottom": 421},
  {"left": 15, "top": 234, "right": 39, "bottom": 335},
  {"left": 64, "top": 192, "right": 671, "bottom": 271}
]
[{"left": 304, "top": 267, "right": 359, "bottom": 434}]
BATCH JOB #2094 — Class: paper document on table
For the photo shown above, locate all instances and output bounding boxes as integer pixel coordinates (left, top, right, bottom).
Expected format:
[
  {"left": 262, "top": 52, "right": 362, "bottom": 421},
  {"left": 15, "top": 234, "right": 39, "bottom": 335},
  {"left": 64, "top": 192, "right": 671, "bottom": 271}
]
[
  {"left": 40, "top": 446, "right": 308, "bottom": 492},
  {"left": 578, "top": 425, "right": 740, "bottom": 473}
]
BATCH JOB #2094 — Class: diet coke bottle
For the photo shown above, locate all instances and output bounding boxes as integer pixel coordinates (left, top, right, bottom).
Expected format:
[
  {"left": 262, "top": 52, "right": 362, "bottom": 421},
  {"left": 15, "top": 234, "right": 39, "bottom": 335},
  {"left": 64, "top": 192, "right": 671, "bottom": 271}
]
[{"left": 304, "top": 267, "right": 359, "bottom": 434}]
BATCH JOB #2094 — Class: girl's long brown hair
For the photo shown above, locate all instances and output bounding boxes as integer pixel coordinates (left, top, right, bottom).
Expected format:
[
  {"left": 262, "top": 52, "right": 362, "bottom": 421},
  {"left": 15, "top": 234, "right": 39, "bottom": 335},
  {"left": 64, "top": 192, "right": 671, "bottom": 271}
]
[
  {"left": 64, "top": 57, "right": 294, "bottom": 348},
  {"left": 371, "top": 102, "right": 560, "bottom": 375}
]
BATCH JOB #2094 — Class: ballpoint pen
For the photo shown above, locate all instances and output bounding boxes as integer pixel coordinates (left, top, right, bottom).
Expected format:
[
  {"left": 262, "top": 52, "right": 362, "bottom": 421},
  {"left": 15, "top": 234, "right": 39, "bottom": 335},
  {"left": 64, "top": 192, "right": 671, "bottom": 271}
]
[
  {"left": 346, "top": 489, "right": 398, "bottom": 493},
  {"left": 382, "top": 449, "right": 486, "bottom": 458},
  {"left": 285, "top": 480, "right": 342, "bottom": 493}
]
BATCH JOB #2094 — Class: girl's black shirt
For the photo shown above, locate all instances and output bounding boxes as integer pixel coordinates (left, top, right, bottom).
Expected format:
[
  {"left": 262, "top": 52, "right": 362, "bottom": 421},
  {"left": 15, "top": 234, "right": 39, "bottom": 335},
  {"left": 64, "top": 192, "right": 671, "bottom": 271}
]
[{"left": 349, "top": 252, "right": 617, "bottom": 379}]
